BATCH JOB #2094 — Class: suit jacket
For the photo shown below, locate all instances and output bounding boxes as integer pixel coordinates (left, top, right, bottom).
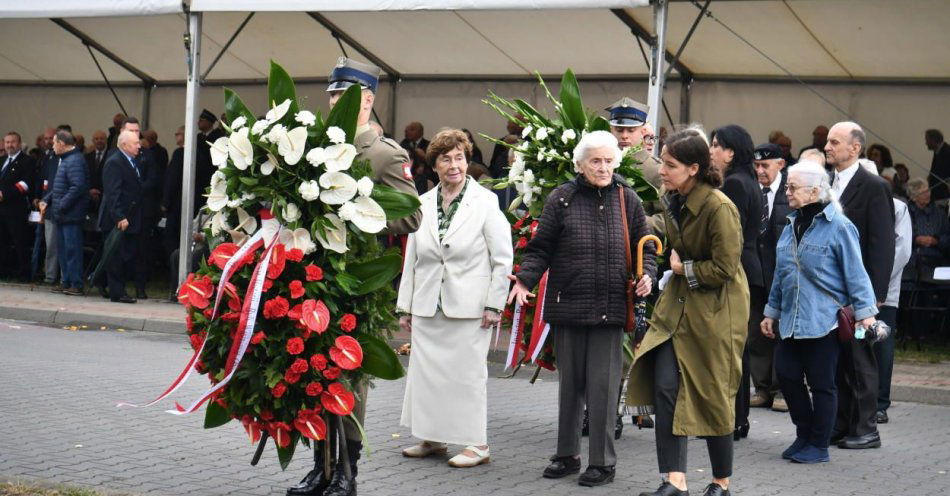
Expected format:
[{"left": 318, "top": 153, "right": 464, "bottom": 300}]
[
  {"left": 399, "top": 137, "right": 430, "bottom": 155},
  {"left": 757, "top": 174, "right": 792, "bottom": 295},
  {"left": 100, "top": 151, "right": 144, "bottom": 234},
  {"left": 356, "top": 128, "right": 422, "bottom": 235},
  {"left": 720, "top": 170, "right": 765, "bottom": 288},
  {"left": 0, "top": 152, "right": 35, "bottom": 218},
  {"left": 930, "top": 142, "right": 950, "bottom": 201},
  {"left": 84, "top": 149, "right": 107, "bottom": 192},
  {"left": 397, "top": 179, "right": 513, "bottom": 319},
  {"left": 106, "top": 147, "right": 161, "bottom": 222},
  {"left": 838, "top": 164, "right": 896, "bottom": 302}
]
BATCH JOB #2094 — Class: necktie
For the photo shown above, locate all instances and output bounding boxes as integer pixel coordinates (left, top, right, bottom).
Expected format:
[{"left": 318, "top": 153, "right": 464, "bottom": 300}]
[
  {"left": 832, "top": 173, "right": 840, "bottom": 196},
  {"left": 96, "top": 151, "right": 102, "bottom": 164},
  {"left": 129, "top": 156, "right": 141, "bottom": 180},
  {"left": 1, "top": 157, "right": 10, "bottom": 177},
  {"left": 760, "top": 185, "right": 770, "bottom": 234}
]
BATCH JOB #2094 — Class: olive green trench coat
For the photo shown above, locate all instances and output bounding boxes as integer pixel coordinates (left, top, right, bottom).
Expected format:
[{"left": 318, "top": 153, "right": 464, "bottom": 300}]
[{"left": 625, "top": 182, "right": 749, "bottom": 437}]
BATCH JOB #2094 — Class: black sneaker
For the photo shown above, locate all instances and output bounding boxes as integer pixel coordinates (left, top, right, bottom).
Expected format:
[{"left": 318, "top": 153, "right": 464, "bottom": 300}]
[
  {"left": 542, "top": 455, "right": 580, "bottom": 479},
  {"left": 578, "top": 465, "right": 615, "bottom": 487}
]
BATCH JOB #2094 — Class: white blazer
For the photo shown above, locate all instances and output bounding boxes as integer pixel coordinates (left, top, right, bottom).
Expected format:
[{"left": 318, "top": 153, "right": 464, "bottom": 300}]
[{"left": 397, "top": 179, "right": 513, "bottom": 319}]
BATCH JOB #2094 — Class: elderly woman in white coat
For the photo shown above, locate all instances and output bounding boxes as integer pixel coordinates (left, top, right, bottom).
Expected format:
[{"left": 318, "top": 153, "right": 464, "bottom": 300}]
[{"left": 396, "top": 128, "right": 513, "bottom": 468}]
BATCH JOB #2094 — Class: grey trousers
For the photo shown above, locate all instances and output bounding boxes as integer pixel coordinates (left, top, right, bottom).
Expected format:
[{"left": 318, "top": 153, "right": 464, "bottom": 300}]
[
  {"left": 553, "top": 324, "right": 623, "bottom": 467},
  {"left": 44, "top": 220, "right": 59, "bottom": 283}
]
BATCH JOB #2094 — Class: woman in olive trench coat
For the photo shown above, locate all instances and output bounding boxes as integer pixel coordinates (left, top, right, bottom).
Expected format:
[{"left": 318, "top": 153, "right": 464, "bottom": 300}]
[{"left": 627, "top": 128, "right": 748, "bottom": 496}]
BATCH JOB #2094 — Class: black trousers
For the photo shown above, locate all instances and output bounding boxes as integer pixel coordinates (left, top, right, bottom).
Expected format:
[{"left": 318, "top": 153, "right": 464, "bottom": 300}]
[
  {"left": 106, "top": 229, "right": 139, "bottom": 299},
  {"left": 746, "top": 286, "right": 778, "bottom": 395},
  {"left": 872, "top": 306, "right": 898, "bottom": 413},
  {"left": 834, "top": 333, "right": 879, "bottom": 437},
  {"left": 775, "top": 332, "right": 839, "bottom": 448},
  {"left": 0, "top": 213, "right": 32, "bottom": 279},
  {"left": 653, "top": 341, "right": 733, "bottom": 479}
]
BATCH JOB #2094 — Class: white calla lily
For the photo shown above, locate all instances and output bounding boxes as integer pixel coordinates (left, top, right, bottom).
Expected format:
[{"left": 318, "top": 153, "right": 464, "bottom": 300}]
[
  {"left": 298, "top": 180, "right": 321, "bottom": 202},
  {"left": 265, "top": 99, "right": 291, "bottom": 122},
  {"left": 260, "top": 153, "right": 277, "bottom": 175},
  {"left": 228, "top": 127, "right": 254, "bottom": 170},
  {"left": 315, "top": 214, "right": 348, "bottom": 253},
  {"left": 326, "top": 126, "right": 347, "bottom": 145},
  {"left": 209, "top": 136, "right": 229, "bottom": 167},
  {"left": 233, "top": 207, "right": 257, "bottom": 234},
  {"left": 278, "top": 126, "right": 308, "bottom": 165},
  {"left": 279, "top": 227, "right": 316, "bottom": 254},
  {"left": 323, "top": 143, "right": 357, "bottom": 172},
  {"left": 295, "top": 110, "right": 316, "bottom": 127},
  {"left": 356, "top": 176, "right": 375, "bottom": 197},
  {"left": 207, "top": 180, "right": 229, "bottom": 212},
  {"left": 318, "top": 171, "right": 358, "bottom": 204},
  {"left": 306, "top": 147, "right": 327, "bottom": 167},
  {"left": 282, "top": 202, "right": 301, "bottom": 223},
  {"left": 347, "top": 196, "right": 387, "bottom": 233}
]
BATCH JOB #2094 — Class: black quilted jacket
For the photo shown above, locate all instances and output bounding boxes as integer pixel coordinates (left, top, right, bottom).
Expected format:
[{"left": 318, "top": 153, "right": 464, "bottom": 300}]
[{"left": 516, "top": 174, "right": 657, "bottom": 327}]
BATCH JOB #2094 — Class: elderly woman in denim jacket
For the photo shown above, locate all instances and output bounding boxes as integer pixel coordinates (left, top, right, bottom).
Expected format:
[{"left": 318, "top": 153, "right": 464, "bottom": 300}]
[{"left": 760, "top": 160, "right": 878, "bottom": 464}]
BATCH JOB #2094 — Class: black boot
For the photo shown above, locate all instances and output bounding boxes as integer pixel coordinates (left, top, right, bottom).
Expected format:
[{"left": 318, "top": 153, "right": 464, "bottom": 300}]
[
  {"left": 323, "top": 440, "right": 360, "bottom": 496},
  {"left": 581, "top": 409, "right": 590, "bottom": 437},
  {"left": 614, "top": 414, "right": 624, "bottom": 440},
  {"left": 286, "top": 442, "right": 329, "bottom": 496}
]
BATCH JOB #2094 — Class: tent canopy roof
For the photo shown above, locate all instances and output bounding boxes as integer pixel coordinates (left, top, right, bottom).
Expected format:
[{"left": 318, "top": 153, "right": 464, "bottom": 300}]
[{"left": 1, "top": 0, "right": 946, "bottom": 85}]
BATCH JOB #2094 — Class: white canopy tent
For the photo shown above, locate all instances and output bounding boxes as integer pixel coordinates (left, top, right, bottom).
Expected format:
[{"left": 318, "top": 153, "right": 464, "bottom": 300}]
[{"left": 1, "top": 0, "right": 948, "bottom": 283}]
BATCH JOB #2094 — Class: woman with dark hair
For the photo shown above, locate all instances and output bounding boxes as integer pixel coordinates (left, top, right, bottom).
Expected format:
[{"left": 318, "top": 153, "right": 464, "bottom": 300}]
[
  {"left": 628, "top": 127, "right": 747, "bottom": 496},
  {"left": 462, "top": 128, "right": 484, "bottom": 165},
  {"left": 709, "top": 124, "right": 764, "bottom": 441},
  {"left": 867, "top": 143, "right": 894, "bottom": 173}
]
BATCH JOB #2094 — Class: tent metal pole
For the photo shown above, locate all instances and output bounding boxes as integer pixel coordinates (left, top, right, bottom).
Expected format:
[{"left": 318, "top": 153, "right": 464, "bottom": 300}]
[
  {"left": 646, "top": 0, "right": 669, "bottom": 146},
  {"left": 142, "top": 83, "right": 153, "bottom": 129},
  {"left": 664, "top": 0, "right": 710, "bottom": 82},
  {"left": 201, "top": 12, "right": 255, "bottom": 83},
  {"left": 680, "top": 75, "right": 692, "bottom": 124},
  {"left": 51, "top": 18, "right": 155, "bottom": 86},
  {"left": 178, "top": 12, "right": 202, "bottom": 289},
  {"left": 306, "top": 12, "right": 401, "bottom": 80},
  {"left": 389, "top": 78, "right": 398, "bottom": 137}
]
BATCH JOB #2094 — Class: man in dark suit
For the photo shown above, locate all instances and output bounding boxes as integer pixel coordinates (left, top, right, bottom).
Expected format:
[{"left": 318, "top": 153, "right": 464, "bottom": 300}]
[
  {"left": 195, "top": 109, "right": 223, "bottom": 203},
  {"left": 85, "top": 130, "right": 108, "bottom": 217},
  {"left": 0, "top": 132, "right": 36, "bottom": 281},
  {"left": 399, "top": 121, "right": 429, "bottom": 157},
  {"left": 752, "top": 143, "right": 793, "bottom": 412},
  {"left": 826, "top": 121, "right": 895, "bottom": 450},
  {"left": 925, "top": 129, "right": 950, "bottom": 202},
  {"left": 100, "top": 129, "right": 144, "bottom": 304},
  {"left": 106, "top": 113, "right": 124, "bottom": 150}
]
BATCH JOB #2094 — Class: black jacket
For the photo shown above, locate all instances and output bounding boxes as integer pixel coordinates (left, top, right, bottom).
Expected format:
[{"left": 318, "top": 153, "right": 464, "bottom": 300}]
[
  {"left": 838, "top": 165, "right": 896, "bottom": 302},
  {"left": 756, "top": 174, "right": 792, "bottom": 294},
  {"left": 50, "top": 148, "right": 89, "bottom": 224},
  {"left": 0, "top": 152, "right": 35, "bottom": 218},
  {"left": 930, "top": 142, "right": 950, "bottom": 201},
  {"left": 720, "top": 170, "right": 765, "bottom": 288},
  {"left": 517, "top": 174, "right": 657, "bottom": 327},
  {"left": 84, "top": 149, "right": 107, "bottom": 192},
  {"left": 100, "top": 151, "right": 143, "bottom": 234}
]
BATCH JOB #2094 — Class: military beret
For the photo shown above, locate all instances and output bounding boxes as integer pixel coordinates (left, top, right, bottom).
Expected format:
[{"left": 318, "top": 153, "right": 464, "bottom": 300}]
[{"left": 754, "top": 143, "right": 783, "bottom": 161}]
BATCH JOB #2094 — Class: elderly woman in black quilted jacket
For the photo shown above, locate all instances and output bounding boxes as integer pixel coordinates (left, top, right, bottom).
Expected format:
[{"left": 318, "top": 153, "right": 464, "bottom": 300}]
[{"left": 508, "top": 130, "right": 657, "bottom": 488}]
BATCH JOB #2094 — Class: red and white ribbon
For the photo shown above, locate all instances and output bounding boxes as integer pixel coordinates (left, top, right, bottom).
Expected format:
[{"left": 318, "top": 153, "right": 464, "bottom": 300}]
[
  {"left": 209, "top": 229, "right": 266, "bottom": 320},
  {"left": 525, "top": 272, "right": 550, "bottom": 363},
  {"left": 15, "top": 181, "right": 28, "bottom": 193},
  {"left": 504, "top": 301, "right": 528, "bottom": 369}
]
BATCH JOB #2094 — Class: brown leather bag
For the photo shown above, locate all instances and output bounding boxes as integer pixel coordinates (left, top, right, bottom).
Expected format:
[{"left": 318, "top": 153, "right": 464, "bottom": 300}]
[{"left": 619, "top": 188, "right": 636, "bottom": 333}]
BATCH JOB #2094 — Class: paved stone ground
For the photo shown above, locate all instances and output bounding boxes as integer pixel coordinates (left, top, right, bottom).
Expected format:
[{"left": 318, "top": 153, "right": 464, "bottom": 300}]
[{"left": 1, "top": 320, "right": 949, "bottom": 496}]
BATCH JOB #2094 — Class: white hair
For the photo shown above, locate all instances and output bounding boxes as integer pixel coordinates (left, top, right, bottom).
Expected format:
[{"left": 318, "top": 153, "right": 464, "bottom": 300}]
[
  {"left": 858, "top": 158, "right": 879, "bottom": 176},
  {"left": 787, "top": 160, "right": 841, "bottom": 211},
  {"left": 572, "top": 130, "right": 621, "bottom": 173}
]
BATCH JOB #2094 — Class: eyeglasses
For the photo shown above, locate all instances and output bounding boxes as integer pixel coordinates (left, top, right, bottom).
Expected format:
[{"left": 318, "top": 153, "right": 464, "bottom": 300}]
[
  {"left": 642, "top": 135, "right": 657, "bottom": 145},
  {"left": 784, "top": 183, "right": 814, "bottom": 193}
]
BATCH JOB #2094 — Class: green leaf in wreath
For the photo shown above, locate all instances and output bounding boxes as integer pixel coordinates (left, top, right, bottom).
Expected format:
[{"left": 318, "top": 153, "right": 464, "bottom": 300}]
[
  {"left": 335, "top": 272, "right": 360, "bottom": 293},
  {"left": 558, "top": 69, "right": 586, "bottom": 130},
  {"left": 371, "top": 184, "right": 422, "bottom": 220},
  {"left": 512, "top": 99, "right": 553, "bottom": 128},
  {"left": 203, "top": 400, "right": 232, "bottom": 429},
  {"left": 276, "top": 432, "right": 298, "bottom": 470},
  {"left": 589, "top": 115, "right": 611, "bottom": 132},
  {"left": 358, "top": 333, "right": 405, "bottom": 380},
  {"left": 268, "top": 60, "right": 299, "bottom": 122},
  {"left": 239, "top": 176, "right": 259, "bottom": 186},
  {"left": 347, "top": 252, "right": 403, "bottom": 295},
  {"left": 325, "top": 84, "right": 362, "bottom": 144},
  {"left": 223, "top": 87, "right": 257, "bottom": 127}
]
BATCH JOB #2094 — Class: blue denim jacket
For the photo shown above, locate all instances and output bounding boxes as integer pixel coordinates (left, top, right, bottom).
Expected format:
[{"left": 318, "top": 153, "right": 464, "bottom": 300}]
[{"left": 763, "top": 202, "right": 877, "bottom": 339}]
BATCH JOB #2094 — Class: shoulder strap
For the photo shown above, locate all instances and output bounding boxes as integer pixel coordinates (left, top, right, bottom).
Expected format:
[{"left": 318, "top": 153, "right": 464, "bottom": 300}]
[{"left": 619, "top": 187, "right": 632, "bottom": 276}]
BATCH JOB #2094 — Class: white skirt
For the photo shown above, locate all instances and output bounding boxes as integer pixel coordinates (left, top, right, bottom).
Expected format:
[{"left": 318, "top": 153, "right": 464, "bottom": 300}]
[{"left": 400, "top": 310, "right": 491, "bottom": 446}]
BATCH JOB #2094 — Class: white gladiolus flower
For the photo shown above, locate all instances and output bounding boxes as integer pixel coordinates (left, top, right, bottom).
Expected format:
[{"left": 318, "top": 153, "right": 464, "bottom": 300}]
[
  {"left": 561, "top": 129, "right": 577, "bottom": 144},
  {"left": 323, "top": 143, "right": 357, "bottom": 172},
  {"left": 348, "top": 196, "right": 387, "bottom": 233},
  {"left": 207, "top": 180, "right": 229, "bottom": 212},
  {"left": 315, "top": 214, "right": 348, "bottom": 253},
  {"left": 230, "top": 116, "right": 247, "bottom": 131},
  {"left": 278, "top": 127, "right": 308, "bottom": 165},
  {"left": 535, "top": 127, "right": 549, "bottom": 141},
  {"left": 319, "top": 171, "right": 358, "bottom": 204},
  {"left": 265, "top": 99, "right": 291, "bottom": 122},
  {"left": 298, "top": 180, "right": 321, "bottom": 202},
  {"left": 306, "top": 147, "right": 327, "bottom": 167},
  {"left": 260, "top": 153, "right": 277, "bottom": 175},
  {"left": 282, "top": 202, "right": 301, "bottom": 223},
  {"left": 250, "top": 119, "right": 270, "bottom": 136},
  {"left": 210, "top": 211, "right": 230, "bottom": 235},
  {"left": 209, "top": 136, "right": 229, "bottom": 167},
  {"left": 228, "top": 127, "right": 254, "bottom": 170},
  {"left": 536, "top": 150, "right": 545, "bottom": 162},
  {"left": 279, "top": 227, "right": 316, "bottom": 254},
  {"left": 233, "top": 207, "right": 257, "bottom": 234},
  {"left": 326, "top": 126, "right": 347, "bottom": 145},
  {"left": 356, "top": 176, "right": 374, "bottom": 197},
  {"left": 295, "top": 110, "right": 316, "bottom": 127},
  {"left": 508, "top": 159, "right": 524, "bottom": 182},
  {"left": 521, "top": 126, "right": 533, "bottom": 139}
]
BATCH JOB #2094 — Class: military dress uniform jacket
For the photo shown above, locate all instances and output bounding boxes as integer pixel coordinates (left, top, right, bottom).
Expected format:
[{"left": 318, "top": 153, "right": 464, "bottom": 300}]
[
  {"left": 355, "top": 127, "right": 422, "bottom": 235},
  {"left": 631, "top": 148, "right": 665, "bottom": 237},
  {"left": 0, "top": 153, "right": 35, "bottom": 219},
  {"left": 626, "top": 182, "right": 749, "bottom": 436}
]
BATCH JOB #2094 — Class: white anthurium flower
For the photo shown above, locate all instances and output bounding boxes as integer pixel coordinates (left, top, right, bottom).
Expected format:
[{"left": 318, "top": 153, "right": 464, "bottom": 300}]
[
  {"left": 226, "top": 198, "right": 242, "bottom": 209},
  {"left": 282, "top": 202, "right": 301, "bottom": 223},
  {"left": 348, "top": 196, "right": 387, "bottom": 233},
  {"left": 278, "top": 126, "right": 308, "bottom": 165},
  {"left": 295, "top": 110, "right": 316, "bottom": 127},
  {"left": 319, "top": 171, "right": 358, "bottom": 204},
  {"left": 521, "top": 126, "right": 533, "bottom": 139},
  {"left": 265, "top": 124, "right": 287, "bottom": 145},
  {"left": 326, "top": 126, "right": 347, "bottom": 145},
  {"left": 228, "top": 127, "right": 254, "bottom": 170},
  {"left": 323, "top": 143, "right": 357, "bottom": 172},
  {"left": 227, "top": 229, "right": 248, "bottom": 246},
  {"left": 298, "top": 180, "right": 321, "bottom": 202},
  {"left": 210, "top": 211, "right": 230, "bottom": 236},
  {"left": 250, "top": 119, "right": 270, "bottom": 136},
  {"left": 356, "top": 176, "right": 374, "bottom": 197},
  {"left": 207, "top": 181, "right": 229, "bottom": 212},
  {"left": 233, "top": 207, "right": 257, "bottom": 234},
  {"left": 535, "top": 127, "right": 549, "bottom": 141},
  {"left": 230, "top": 116, "right": 247, "bottom": 131},
  {"left": 260, "top": 216, "right": 281, "bottom": 246},
  {"left": 306, "top": 147, "right": 327, "bottom": 167},
  {"left": 209, "top": 136, "right": 229, "bottom": 167},
  {"left": 561, "top": 129, "right": 577, "bottom": 144},
  {"left": 265, "top": 99, "right": 291, "bottom": 122},
  {"left": 260, "top": 153, "right": 277, "bottom": 175},
  {"left": 241, "top": 192, "right": 256, "bottom": 201},
  {"left": 315, "top": 214, "right": 348, "bottom": 254},
  {"left": 210, "top": 170, "right": 227, "bottom": 190},
  {"left": 279, "top": 227, "right": 316, "bottom": 254}
]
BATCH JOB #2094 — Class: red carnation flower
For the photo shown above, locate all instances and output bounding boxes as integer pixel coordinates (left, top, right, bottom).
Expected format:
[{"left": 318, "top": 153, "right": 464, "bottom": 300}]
[
  {"left": 250, "top": 331, "right": 266, "bottom": 345},
  {"left": 267, "top": 243, "right": 287, "bottom": 280},
  {"left": 329, "top": 335, "right": 363, "bottom": 370},
  {"left": 338, "top": 314, "right": 357, "bottom": 333},
  {"left": 185, "top": 313, "right": 194, "bottom": 332},
  {"left": 208, "top": 243, "right": 239, "bottom": 269},
  {"left": 221, "top": 311, "right": 240, "bottom": 322},
  {"left": 177, "top": 273, "right": 214, "bottom": 309},
  {"left": 529, "top": 220, "right": 539, "bottom": 236},
  {"left": 321, "top": 382, "right": 355, "bottom": 416},
  {"left": 301, "top": 299, "right": 330, "bottom": 334},
  {"left": 289, "top": 280, "right": 305, "bottom": 299},
  {"left": 271, "top": 381, "right": 287, "bottom": 398},
  {"left": 286, "top": 248, "right": 304, "bottom": 262},
  {"left": 189, "top": 333, "right": 204, "bottom": 351},
  {"left": 287, "top": 303, "right": 303, "bottom": 321},
  {"left": 286, "top": 337, "right": 305, "bottom": 355},
  {"left": 305, "top": 382, "right": 324, "bottom": 397},
  {"left": 516, "top": 237, "right": 528, "bottom": 249},
  {"left": 309, "top": 354, "right": 328, "bottom": 371},
  {"left": 202, "top": 307, "right": 213, "bottom": 319},
  {"left": 294, "top": 410, "right": 326, "bottom": 441},
  {"left": 290, "top": 358, "right": 309, "bottom": 374},
  {"left": 305, "top": 264, "right": 324, "bottom": 281},
  {"left": 284, "top": 369, "right": 301, "bottom": 384},
  {"left": 260, "top": 410, "right": 274, "bottom": 421},
  {"left": 262, "top": 278, "right": 274, "bottom": 292},
  {"left": 513, "top": 217, "right": 525, "bottom": 229},
  {"left": 263, "top": 296, "right": 289, "bottom": 319},
  {"left": 323, "top": 366, "right": 342, "bottom": 379}
]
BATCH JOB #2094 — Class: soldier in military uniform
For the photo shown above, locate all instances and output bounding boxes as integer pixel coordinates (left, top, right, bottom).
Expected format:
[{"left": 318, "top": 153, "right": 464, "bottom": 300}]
[
  {"left": 606, "top": 97, "right": 664, "bottom": 236},
  {"left": 286, "top": 57, "right": 421, "bottom": 496}
]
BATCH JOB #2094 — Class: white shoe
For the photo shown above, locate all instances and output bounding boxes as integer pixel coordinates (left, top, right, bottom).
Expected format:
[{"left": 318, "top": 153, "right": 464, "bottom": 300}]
[
  {"left": 448, "top": 446, "right": 490, "bottom": 468},
  {"left": 402, "top": 441, "right": 447, "bottom": 458}
]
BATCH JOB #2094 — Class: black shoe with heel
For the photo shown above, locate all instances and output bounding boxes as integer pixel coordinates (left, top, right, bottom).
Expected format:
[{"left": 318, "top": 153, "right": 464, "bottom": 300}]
[{"left": 578, "top": 465, "right": 615, "bottom": 487}]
